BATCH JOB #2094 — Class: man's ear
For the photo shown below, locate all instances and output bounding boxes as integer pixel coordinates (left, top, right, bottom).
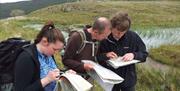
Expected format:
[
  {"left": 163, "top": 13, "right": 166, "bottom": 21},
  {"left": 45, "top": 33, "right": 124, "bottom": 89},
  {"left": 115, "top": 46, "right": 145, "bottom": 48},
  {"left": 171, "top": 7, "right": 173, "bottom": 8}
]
[
  {"left": 41, "top": 37, "right": 48, "bottom": 46},
  {"left": 93, "top": 30, "right": 99, "bottom": 34}
]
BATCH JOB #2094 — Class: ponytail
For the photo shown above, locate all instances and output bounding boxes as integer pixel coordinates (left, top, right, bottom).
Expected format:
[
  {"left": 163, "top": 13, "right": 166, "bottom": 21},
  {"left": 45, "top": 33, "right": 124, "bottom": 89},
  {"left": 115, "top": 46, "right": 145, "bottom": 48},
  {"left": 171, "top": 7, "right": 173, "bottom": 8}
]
[{"left": 34, "top": 21, "right": 64, "bottom": 44}]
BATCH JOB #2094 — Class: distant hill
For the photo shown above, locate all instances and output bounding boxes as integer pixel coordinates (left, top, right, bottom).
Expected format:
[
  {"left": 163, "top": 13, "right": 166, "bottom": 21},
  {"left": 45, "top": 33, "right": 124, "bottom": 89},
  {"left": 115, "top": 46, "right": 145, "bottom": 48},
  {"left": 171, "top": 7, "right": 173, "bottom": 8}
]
[{"left": 0, "top": 0, "right": 75, "bottom": 19}]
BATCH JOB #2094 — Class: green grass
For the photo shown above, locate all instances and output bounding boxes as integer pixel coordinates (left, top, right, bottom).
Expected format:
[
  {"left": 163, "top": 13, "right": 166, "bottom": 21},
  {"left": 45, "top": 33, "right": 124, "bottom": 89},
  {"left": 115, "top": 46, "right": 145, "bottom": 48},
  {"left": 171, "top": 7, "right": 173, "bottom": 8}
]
[
  {"left": 1, "top": 1, "right": 180, "bottom": 40},
  {"left": 136, "top": 65, "right": 180, "bottom": 91},
  {"left": 28, "top": 1, "right": 180, "bottom": 30},
  {"left": 149, "top": 45, "right": 180, "bottom": 68},
  {"left": 0, "top": 20, "right": 38, "bottom": 40}
]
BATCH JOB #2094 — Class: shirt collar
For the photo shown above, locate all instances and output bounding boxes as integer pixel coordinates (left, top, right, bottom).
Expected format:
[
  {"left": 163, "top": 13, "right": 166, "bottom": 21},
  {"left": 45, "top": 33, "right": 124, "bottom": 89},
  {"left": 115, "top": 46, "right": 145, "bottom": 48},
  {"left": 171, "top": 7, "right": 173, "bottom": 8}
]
[
  {"left": 108, "top": 31, "right": 128, "bottom": 43},
  {"left": 37, "top": 49, "right": 47, "bottom": 60}
]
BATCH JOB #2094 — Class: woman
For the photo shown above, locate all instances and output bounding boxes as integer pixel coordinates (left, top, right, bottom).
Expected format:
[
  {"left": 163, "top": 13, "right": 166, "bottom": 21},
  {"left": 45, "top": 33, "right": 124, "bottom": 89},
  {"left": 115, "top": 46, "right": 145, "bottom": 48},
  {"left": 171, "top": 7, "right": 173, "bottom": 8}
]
[{"left": 15, "top": 21, "right": 65, "bottom": 91}]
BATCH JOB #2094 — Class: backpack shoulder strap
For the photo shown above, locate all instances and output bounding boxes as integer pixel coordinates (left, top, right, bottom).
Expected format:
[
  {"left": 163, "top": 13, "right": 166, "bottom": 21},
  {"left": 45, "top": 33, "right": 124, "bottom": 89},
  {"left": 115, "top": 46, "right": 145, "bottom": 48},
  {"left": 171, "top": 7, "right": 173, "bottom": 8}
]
[
  {"left": 76, "top": 30, "right": 86, "bottom": 54},
  {"left": 22, "top": 46, "right": 37, "bottom": 63}
]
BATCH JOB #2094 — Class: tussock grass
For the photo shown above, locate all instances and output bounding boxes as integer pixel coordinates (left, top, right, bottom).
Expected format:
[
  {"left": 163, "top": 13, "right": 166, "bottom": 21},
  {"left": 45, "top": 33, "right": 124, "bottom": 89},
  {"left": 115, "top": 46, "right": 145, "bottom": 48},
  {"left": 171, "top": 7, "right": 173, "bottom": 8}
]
[
  {"left": 149, "top": 45, "right": 180, "bottom": 68},
  {"left": 0, "top": 20, "right": 38, "bottom": 41},
  {"left": 136, "top": 65, "right": 180, "bottom": 91}
]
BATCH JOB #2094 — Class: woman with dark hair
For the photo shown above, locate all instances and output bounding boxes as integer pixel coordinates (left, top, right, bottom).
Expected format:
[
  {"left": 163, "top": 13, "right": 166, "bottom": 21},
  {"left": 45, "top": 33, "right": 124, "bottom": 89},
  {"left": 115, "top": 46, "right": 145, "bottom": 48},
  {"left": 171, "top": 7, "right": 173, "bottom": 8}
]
[{"left": 14, "top": 21, "right": 65, "bottom": 91}]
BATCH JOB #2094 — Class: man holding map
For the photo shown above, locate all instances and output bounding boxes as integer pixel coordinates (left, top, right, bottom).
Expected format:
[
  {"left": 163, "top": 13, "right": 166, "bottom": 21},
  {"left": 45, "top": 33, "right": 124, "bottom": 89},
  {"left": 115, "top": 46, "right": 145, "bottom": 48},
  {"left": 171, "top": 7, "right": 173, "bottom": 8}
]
[{"left": 97, "top": 12, "right": 148, "bottom": 91}]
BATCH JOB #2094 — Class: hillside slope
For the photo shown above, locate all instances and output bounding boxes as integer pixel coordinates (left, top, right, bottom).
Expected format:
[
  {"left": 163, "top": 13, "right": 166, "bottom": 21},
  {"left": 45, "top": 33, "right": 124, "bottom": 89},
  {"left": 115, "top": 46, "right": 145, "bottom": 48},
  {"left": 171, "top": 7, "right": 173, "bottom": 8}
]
[
  {"left": 0, "top": 0, "right": 75, "bottom": 19},
  {"left": 29, "top": 1, "right": 180, "bottom": 29}
]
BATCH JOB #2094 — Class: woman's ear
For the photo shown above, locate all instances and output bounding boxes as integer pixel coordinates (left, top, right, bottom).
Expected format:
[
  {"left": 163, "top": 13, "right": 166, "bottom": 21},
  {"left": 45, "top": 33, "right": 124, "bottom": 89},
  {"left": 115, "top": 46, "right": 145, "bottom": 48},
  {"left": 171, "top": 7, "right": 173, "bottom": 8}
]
[{"left": 41, "top": 37, "right": 48, "bottom": 46}]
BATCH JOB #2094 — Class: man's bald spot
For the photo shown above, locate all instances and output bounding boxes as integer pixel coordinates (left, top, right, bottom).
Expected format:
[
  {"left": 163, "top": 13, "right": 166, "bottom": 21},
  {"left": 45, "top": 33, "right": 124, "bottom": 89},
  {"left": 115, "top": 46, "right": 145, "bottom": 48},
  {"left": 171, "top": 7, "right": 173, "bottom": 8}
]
[{"left": 92, "top": 17, "right": 111, "bottom": 32}]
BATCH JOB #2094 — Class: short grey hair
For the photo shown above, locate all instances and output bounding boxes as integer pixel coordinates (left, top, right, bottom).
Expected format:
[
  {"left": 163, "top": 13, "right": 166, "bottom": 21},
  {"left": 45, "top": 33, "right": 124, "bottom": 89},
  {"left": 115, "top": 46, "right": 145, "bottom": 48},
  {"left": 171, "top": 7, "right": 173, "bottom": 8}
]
[{"left": 92, "top": 17, "right": 111, "bottom": 33}]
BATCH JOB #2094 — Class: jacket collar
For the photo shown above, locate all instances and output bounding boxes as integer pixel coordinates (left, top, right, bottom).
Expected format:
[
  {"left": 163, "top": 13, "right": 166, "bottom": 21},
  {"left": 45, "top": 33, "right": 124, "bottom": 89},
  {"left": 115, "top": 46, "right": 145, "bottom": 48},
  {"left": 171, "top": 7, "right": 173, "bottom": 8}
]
[
  {"left": 107, "top": 31, "right": 128, "bottom": 44},
  {"left": 83, "top": 25, "right": 97, "bottom": 42}
]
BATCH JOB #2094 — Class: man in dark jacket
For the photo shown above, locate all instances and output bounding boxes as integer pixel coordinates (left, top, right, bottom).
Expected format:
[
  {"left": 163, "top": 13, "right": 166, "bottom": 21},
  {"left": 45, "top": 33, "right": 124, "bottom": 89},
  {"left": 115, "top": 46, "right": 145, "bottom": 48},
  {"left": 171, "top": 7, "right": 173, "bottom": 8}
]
[
  {"left": 97, "top": 12, "right": 148, "bottom": 91},
  {"left": 62, "top": 17, "right": 111, "bottom": 76}
]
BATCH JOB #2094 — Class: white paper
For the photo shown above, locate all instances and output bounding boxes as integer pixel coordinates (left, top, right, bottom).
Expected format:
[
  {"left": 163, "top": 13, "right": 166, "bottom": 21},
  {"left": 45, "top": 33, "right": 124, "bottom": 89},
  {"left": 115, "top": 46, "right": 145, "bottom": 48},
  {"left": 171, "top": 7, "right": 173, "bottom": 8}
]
[
  {"left": 88, "top": 71, "right": 114, "bottom": 91},
  {"left": 108, "top": 57, "right": 140, "bottom": 69},
  {"left": 59, "top": 73, "right": 93, "bottom": 91},
  {"left": 93, "top": 64, "right": 123, "bottom": 84},
  {"left": 82, "top": 60, "right": 124, "bottom": 91}
]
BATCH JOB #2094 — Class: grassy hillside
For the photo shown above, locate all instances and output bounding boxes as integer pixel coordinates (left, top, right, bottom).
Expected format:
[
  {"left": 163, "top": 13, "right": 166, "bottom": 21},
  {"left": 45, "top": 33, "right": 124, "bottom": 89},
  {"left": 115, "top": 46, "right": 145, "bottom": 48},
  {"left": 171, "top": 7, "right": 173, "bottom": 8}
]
[
  {"left": 28, "top": 1, "right": 180, "bottom": 29},
  {"left": 0, "top": 19, "right": 38, "bottom": 40},
  {"left": 0, "top": 0, "right": 75, "bottom": 19}
]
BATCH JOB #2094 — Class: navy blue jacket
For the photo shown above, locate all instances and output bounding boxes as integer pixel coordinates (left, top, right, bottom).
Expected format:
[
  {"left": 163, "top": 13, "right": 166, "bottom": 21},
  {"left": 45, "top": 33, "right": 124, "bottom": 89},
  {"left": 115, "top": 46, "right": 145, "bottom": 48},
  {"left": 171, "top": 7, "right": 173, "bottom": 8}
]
[{"left": 97, "top": 30, "right": 148, "bottom": 88}]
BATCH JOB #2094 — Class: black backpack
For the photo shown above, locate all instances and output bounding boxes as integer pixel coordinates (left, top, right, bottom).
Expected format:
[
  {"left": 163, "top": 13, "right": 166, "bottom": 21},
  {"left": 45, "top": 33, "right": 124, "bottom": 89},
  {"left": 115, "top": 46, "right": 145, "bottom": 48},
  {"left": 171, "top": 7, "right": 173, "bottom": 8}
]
[{"left": 0, "top": 37, "right": 31, "bottom": 84}]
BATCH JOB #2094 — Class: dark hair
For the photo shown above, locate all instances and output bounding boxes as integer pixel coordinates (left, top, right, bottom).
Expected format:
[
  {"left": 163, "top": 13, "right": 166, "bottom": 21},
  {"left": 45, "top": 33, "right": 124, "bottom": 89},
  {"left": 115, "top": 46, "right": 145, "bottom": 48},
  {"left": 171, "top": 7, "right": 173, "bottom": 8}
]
[
  {"left": 111, "top": 12, "right": 131, "bottom": 32},
  {"left": 34, "top": 21, "right": 65, "bottom": 44},
  {"left": 92, "top": 17, "right": 111, "bottom": 34}
]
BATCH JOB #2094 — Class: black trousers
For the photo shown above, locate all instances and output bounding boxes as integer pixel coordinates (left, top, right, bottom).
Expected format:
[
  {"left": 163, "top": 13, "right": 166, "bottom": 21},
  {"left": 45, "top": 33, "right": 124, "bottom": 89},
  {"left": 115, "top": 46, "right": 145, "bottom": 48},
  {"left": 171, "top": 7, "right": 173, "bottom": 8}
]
[{"left": 112, "top": 85, "right": 135, "bottom": 91}]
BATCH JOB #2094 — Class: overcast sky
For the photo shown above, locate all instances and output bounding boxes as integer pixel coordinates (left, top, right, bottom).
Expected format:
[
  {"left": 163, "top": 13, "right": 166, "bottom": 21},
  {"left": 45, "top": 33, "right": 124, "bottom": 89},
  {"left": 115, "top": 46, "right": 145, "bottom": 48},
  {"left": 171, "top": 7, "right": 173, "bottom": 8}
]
[{"left": 0, "top": 0, "right": 30, "bottom": 3}]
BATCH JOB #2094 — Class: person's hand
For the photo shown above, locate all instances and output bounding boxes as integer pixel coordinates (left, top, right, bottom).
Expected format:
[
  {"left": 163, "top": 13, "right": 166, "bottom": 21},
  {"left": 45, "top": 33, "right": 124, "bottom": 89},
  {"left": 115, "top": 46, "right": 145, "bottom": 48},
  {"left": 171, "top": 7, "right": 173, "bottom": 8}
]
[
  {"left": 45, "top": 69, "right": 60, "bottom": 82},
  {"left": 106, "top": 52, "right": 118, "bottom": 59},
  {"left": 66, "top": 69, "right": 76, "bottom": 74},
  {"left": 84, "top": 63, "right": 94, "bottom": 71},
  {"left": 122, "top": 53, "right": 134, "bottom": 61},
  {"left": 41, "top": 69, "right": 60, "bottom": 87}
]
